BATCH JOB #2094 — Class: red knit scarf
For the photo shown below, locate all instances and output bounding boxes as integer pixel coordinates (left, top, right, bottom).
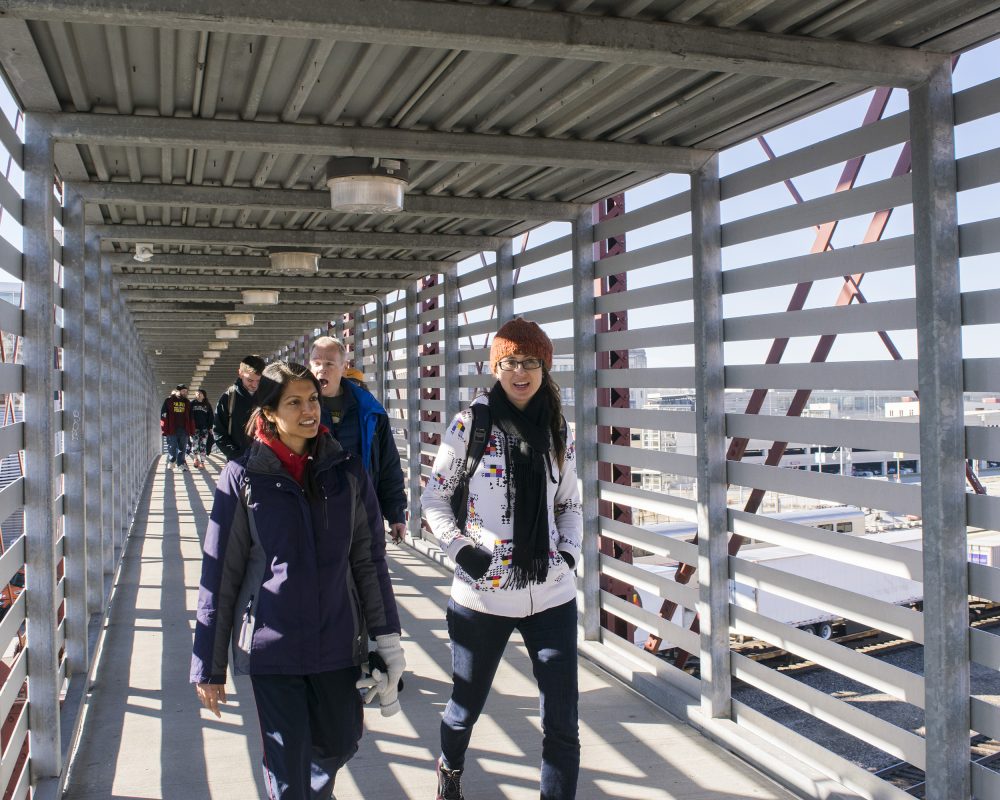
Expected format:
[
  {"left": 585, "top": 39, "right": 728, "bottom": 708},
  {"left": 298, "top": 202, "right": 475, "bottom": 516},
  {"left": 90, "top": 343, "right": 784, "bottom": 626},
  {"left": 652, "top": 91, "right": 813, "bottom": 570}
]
[{"left": 255, "top": 417, "right": 328, "bottom": 484}]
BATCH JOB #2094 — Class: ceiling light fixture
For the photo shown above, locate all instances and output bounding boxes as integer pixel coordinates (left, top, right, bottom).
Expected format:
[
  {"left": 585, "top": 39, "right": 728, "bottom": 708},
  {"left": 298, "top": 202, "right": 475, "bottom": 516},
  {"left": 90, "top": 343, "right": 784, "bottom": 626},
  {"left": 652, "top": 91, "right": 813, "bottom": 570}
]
[
  {"left": 208, "top": 341, "right": 229, "bottom": 351},
  {"left": 215, "top": 329, "right": 240, "bottom": 340},
  {"left": 326, "top": 157, "right": 408, "bottom": 214},
  {"left": 133, "top": 242, "right": 154, "bottom": 263},
  {"left": 242, "top": 289, "right": 280, "bottom": 305},
  {"left": 202, "top": 351, "right": 219, "bottom": 359},
  {"left": 268, "top": 249, "right": 319, "bottom": 274},
  {"left": 226, "top": 312, "right": 255, "bottom": 327}
]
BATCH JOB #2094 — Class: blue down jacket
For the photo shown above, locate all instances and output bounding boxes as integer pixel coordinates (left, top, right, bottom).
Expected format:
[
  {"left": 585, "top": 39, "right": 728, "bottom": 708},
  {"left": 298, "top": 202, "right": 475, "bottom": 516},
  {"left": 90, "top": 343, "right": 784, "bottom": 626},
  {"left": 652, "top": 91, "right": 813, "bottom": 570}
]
[
  {"left": 320, "top": 378, "right": 407, "bottom": 526},
  {"left": 190, "top": 433, "right": 400, "bottom": 684}
]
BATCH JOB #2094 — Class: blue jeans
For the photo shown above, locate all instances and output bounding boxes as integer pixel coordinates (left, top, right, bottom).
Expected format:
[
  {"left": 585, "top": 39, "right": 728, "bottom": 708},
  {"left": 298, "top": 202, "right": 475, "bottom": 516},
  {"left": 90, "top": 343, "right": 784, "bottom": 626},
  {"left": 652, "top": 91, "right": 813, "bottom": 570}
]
[
  {"left": 165, "top": 431, "right": 189, "bottom": 465},
  {"left": 251, "top": 668, "right": 363, "bottom": 800},
  {"left": 441, "top": 598, "right": 579, "bottom": 800}
]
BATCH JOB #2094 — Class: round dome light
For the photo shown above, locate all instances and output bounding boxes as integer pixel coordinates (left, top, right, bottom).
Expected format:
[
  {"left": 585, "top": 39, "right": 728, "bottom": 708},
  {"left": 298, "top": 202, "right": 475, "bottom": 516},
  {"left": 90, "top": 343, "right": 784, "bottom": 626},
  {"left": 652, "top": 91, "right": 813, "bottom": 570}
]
[{"left": 326, "top": 157, "right": 408, "bottom": 214}]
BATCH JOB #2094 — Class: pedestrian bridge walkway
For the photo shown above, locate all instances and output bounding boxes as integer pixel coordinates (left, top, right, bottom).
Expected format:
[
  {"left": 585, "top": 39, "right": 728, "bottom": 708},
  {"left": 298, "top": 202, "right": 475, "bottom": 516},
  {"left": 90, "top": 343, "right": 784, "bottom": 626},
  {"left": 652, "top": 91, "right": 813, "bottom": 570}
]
[{"left": 60, "top": 456, "right": 794, "bottom": 800}]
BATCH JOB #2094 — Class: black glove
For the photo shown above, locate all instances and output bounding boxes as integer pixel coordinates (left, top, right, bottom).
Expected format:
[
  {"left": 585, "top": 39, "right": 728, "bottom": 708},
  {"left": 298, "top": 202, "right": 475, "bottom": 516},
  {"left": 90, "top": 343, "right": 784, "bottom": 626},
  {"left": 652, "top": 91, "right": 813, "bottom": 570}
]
[
  {"left": 559, "top": 551, "right": 575, "bottom": 570},
  {"left": 455, "top": 546, "right": 492, "bottom": 580}
]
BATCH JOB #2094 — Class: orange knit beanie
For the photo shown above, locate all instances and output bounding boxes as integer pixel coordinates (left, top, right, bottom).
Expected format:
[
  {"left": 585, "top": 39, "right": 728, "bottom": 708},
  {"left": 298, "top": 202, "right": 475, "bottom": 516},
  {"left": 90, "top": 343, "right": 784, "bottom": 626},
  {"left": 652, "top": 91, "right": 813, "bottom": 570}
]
[{"left": 489, "top": 317, "right": 553, "bottom": 372}]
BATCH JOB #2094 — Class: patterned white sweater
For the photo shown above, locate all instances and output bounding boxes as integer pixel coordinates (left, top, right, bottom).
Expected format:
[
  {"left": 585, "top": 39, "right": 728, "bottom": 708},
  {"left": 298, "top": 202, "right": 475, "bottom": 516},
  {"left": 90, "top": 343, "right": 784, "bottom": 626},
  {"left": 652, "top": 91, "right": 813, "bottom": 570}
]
[{"left": 422, "top": 395, "right": 583, "bottom": 617}]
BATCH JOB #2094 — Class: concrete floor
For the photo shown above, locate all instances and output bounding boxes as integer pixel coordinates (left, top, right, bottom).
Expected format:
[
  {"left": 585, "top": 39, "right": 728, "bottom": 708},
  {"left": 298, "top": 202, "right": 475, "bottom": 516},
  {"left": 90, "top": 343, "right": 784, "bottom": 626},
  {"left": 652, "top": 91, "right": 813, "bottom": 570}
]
[{"left": 61, "top": 455, "right": 796, "bottom": 800}]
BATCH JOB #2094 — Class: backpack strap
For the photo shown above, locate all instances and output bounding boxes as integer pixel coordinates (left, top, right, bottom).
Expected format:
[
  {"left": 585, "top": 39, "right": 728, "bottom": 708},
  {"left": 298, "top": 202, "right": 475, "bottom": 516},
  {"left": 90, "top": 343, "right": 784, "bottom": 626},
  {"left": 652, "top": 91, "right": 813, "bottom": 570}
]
[
  {"left": 227, "top": 385, "right": 237, "bottom": 436},
  {"left": 450, "top": 404, "right": 491, "bottom": 533},
  {"left": 464, "top": 404, "right": 491, "bottom": 478}
]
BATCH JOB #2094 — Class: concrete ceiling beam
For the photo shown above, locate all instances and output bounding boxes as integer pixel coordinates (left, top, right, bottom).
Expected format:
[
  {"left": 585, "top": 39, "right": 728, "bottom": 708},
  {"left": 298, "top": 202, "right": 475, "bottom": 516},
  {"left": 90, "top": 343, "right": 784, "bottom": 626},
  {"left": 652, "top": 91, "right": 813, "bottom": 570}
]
[
  {"left": 106, "top": 253, "right": 449, "bottom": 275},
  {"left": 8, "top": 0, "right": 942, "bottom": 88},
  {"left": 78, "top": 181, "right": 585, "bottom": 222},
  {"left": 40, "top": 111, "right": 709, "bottom": 173},
  {"left": 90, "top": 223, "right": 502, "bottom": 252}
]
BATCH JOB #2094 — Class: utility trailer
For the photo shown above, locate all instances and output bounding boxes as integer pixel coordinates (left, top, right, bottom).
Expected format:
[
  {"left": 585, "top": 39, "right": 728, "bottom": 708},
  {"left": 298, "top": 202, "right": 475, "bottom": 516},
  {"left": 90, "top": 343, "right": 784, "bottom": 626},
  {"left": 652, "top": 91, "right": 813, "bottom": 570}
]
[{"left": 632, "top": 528, "right": 926, "bottom": 647}]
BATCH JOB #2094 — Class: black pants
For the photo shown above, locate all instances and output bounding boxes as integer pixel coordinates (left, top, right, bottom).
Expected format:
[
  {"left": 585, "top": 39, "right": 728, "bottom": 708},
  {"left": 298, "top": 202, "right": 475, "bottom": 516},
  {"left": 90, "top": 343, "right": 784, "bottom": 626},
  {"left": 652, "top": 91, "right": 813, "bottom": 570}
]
[
  {"left": 441, "top": 599, "right": 580, "bottom": 799},
  {"left": 250, "top": 668, "right": 363, "bottom": 799}
]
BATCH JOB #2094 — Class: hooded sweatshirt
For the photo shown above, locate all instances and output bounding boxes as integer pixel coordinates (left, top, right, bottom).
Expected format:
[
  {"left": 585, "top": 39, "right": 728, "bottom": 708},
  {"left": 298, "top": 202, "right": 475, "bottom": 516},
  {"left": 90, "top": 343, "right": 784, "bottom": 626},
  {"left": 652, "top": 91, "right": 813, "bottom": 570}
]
[{"left": 160, "top": 393, "right": 195, "bottom": 436}]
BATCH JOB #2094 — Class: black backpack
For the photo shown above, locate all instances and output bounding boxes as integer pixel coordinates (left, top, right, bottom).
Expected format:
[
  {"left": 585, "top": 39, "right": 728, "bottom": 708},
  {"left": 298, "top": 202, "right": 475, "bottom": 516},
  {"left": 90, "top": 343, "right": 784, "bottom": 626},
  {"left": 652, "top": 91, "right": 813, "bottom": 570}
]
[{"left": 448, "top": 404, "right": 567, "bottom": 532}]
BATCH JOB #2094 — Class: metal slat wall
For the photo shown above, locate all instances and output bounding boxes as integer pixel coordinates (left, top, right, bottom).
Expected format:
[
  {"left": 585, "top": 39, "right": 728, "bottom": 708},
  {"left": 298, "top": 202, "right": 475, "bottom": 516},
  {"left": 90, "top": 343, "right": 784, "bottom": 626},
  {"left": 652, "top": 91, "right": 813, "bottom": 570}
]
[
  {"left": 956, "top": 72, "right": 1000, "bottom": 800},
  {"left": 586, "top": 178, "right": 703, "bottom": 682},
  {"left": 5, "top": 94, "right": 161, "bottom": 796},
  {"left": 367, "top": 65, "right": 999, "bottom": 799},
  {"left": 717, "top": 86, "right": 930, "bottom": 795},
  {"left": 382, "top": 292, "right": 410, "bottom": 497},
  {"left": 0, "top": 105, "right": 34, "bottom": 798},
  {"left": 416, "top": 276, "right": 447, "bottom": 482},
  {"left": 495, "top": 65, "right": 1000, "bottom": 799}
]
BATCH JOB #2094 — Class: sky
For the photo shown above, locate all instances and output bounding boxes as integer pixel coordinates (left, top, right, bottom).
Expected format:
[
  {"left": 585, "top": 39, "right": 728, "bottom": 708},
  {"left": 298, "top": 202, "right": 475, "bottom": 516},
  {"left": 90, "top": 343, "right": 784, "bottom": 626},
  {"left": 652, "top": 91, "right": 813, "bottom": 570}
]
[{"left": 443, "top": 38, "right": 1000, "bottom": 373}]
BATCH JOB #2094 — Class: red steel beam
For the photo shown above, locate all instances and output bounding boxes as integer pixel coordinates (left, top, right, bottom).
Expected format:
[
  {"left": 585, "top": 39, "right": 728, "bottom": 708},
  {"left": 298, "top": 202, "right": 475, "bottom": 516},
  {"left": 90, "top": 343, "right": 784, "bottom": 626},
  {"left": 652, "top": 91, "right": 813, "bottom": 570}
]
[
  {"left": 645, "top": 86, "right": 909, "bottom": 657},
  {"left": 595, "top": 193, "right": 636, "bottom": 641}
]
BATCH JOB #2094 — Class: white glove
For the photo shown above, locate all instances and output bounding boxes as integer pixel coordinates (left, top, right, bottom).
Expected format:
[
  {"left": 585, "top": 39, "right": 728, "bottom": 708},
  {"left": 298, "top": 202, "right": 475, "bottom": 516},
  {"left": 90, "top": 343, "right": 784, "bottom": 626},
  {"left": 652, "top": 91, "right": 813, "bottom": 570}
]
[
  {"left": 355, "top": 668, "right": 388, "bottom": 706},
  {"left": 374, "top": 633, "right": 406, "bottom": 717}
]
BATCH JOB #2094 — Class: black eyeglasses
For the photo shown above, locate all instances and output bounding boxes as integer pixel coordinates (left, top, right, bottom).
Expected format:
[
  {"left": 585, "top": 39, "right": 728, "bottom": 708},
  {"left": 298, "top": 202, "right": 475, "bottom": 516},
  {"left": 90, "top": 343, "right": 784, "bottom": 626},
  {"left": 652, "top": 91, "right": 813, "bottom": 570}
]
[{"left": 497, "top": 357, "right": 543, "bottom": 371}]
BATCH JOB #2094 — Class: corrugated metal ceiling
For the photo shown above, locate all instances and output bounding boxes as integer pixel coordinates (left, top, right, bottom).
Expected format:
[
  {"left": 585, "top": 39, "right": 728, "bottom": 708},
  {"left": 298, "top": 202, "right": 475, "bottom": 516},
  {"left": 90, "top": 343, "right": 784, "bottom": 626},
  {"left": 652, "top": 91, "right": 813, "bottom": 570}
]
[{"left": 0, "top": 0, "right": 997, "bottom": 390}]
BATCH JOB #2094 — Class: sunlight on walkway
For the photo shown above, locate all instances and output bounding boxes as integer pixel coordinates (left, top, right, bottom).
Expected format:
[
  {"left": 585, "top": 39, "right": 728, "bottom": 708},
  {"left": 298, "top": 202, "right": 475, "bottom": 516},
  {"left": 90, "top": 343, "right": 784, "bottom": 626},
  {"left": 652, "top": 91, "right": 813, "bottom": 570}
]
[{"left": 62, "top": 457, "right": 794, "bottom": 800}]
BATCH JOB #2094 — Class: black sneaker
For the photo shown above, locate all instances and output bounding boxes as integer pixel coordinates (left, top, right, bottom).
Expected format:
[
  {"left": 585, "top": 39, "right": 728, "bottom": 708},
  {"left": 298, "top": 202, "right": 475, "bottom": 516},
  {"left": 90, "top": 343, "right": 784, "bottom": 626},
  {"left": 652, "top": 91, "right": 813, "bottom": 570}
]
[{"left": 436, "top": 759, "right": 464, "bottom": 800}]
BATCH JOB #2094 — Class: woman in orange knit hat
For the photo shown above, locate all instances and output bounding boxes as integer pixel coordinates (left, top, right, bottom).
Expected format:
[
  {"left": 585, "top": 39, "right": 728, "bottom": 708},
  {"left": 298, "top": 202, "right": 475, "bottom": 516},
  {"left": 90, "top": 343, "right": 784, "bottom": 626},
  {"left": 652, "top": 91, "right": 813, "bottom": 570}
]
[{"left": 423, "top": 317, "right": 582, "bottom": 800}]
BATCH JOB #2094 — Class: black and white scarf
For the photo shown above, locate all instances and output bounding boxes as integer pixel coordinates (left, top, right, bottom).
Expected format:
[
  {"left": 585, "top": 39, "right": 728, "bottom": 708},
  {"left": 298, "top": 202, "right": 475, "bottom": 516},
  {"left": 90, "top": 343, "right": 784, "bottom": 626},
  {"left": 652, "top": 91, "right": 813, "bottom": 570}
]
[{"left": 488, "top": 382, "right": 555, "bottom": 588}]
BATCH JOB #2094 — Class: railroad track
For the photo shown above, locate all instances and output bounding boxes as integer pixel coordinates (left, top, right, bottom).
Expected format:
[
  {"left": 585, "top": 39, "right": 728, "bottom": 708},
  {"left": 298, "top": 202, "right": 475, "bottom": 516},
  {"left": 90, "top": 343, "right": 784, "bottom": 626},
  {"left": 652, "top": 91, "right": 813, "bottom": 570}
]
[
  {"left": 727, "top": 605, "right": 1000, "bottom": 675},
  {"left": 874, "top": 735, "right": 1000, "bottom": 797}
]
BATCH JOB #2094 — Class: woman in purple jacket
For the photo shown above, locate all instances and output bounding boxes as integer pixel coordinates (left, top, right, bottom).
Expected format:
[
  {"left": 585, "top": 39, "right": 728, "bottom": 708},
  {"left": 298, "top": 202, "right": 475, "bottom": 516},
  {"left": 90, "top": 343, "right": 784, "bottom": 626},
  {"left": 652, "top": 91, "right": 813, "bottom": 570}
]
[{"left": 191, "top": 361, "right": 405, "bottom": 799}]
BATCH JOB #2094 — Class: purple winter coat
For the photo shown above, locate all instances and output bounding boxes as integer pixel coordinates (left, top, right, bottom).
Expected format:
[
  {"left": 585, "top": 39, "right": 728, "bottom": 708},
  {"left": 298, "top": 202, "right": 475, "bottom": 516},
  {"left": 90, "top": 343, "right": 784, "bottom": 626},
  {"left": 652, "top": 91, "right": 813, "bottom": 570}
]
[{"left": 190, "top": 433, "right": 400, "bottom": 684}]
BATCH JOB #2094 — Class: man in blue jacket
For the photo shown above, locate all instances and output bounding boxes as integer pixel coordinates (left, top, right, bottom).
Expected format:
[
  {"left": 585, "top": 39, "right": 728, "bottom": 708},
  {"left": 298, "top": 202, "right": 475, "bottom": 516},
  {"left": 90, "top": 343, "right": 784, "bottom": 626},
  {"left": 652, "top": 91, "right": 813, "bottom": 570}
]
[{"left": 309, "top": 336, "right": 407, "bottom": 543}]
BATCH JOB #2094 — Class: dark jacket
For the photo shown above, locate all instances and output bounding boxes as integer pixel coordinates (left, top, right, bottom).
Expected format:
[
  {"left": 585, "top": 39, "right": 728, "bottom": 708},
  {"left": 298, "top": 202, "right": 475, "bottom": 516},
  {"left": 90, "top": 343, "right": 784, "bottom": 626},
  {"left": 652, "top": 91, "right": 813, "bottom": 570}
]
[
  {"left": 190, "top": 434, "right": 400, "bottom": 684},
  {"left": 160, "top": 394, "right": 195, "bottom": 436},
  {"left": 320, "top": 379, "right": 406, "bottom": 526},
  {"left": 213, "top": 380, "right": 257, "bottom": 461},
  {"left": 190, "top": 399, "right": 214, "bottom": 432}
]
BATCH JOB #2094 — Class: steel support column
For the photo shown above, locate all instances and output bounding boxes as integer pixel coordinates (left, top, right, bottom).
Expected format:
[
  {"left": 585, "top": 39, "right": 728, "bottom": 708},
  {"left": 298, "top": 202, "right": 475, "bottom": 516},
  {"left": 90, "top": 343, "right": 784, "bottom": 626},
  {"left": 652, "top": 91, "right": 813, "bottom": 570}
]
[
  {"left": 99, "top": 254, "right": 114, "bottom": 579},
  {"left": 572, "top": 209, "right": 599, "bottom": 641},
  {"left": 355, "top": 311, "right": 366, "bottom": 373},
  {"left": 125, "top": 315, "right": 139, "bottom": 520},
  {"left": 344, "top": 312, "right": 355, "bottom": 362},
  {"left": 23, "top": 113, "right": 60, "bottom": 781},
  {"left": 691, "top": 155, "right": 730, "bottom": 719},
  {"left": 405, "top": 285, "right": 422, "bottom": 540},
  {"left": 495, "top": 239, "right": 514, "bottom": 326},
  {"left": 419, "top": 275, "right": 441, "bottom": 476},
  {"left": 112, "top": 285, "right": 126, "bottom": 553},
  {"left": 443, "top": 266, "right": 460, "bottom": 424},
  {"left": 372, "top": 297, "right": 386, "bottom": 403},
  {"left": 61, "top": 188, "right": 88, "bottom": 674},
  {"left": 83, "top": 232, "right": 104, "bottom": 613},
  {"left": 910, "top": 61, "right": 968, "bottom": 800}
]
